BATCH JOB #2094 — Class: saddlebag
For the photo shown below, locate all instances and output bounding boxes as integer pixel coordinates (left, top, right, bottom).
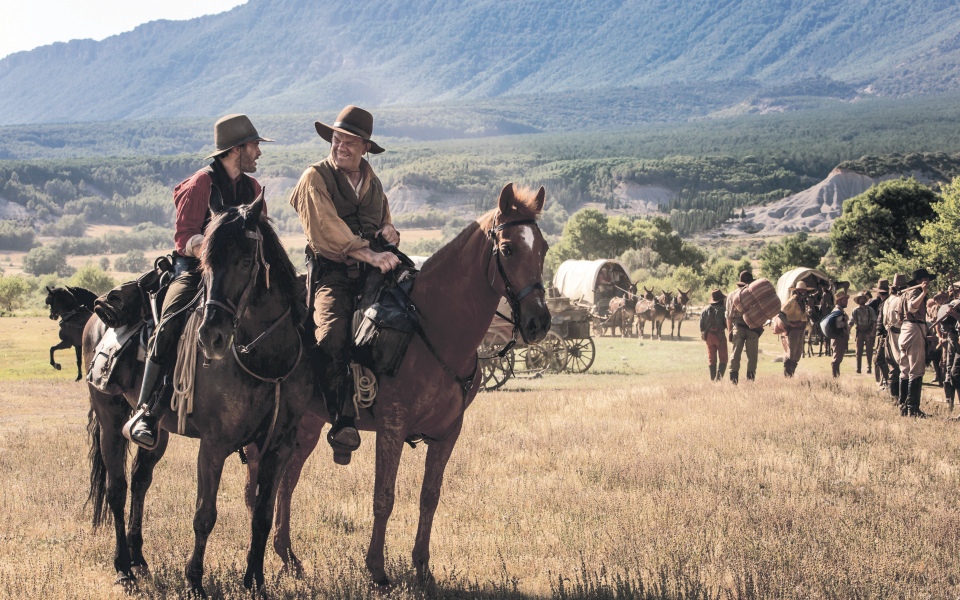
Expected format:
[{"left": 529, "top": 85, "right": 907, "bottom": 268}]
[
  {"left": 95, "top": 256, "right": 174, "bottom": 328},
  {"left": 353, "top": 277, "right": 418, "bottom": 377}
]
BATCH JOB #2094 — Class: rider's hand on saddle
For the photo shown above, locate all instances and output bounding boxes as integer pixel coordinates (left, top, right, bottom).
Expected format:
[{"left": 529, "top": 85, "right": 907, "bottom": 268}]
[
  {"left": 368, "top": 251, "right": 401, "bottom": 273},
  {"left": 377, "top": 224, "right": 400, "bottom": 245}
]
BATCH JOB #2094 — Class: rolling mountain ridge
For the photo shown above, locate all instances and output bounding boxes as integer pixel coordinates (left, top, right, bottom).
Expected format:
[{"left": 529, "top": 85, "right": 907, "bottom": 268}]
[{"left": 2, "top": 0, "right": 960, "bottom": 125}]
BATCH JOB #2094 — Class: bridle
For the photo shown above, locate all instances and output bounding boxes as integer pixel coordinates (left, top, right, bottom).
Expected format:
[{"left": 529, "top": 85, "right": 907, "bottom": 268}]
[{"left": 486, "top": 217, "right": 546, "bottom": 345}]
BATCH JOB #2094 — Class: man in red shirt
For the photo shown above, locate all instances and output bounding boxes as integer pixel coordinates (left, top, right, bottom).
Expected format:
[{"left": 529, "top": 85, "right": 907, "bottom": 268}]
[{"left": 124, "top": 114, "right": 273, "bottom": 449}]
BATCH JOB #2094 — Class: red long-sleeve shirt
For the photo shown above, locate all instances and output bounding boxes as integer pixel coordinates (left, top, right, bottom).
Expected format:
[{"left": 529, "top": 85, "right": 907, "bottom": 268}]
[{"left": 173, "top": 169, "right": 264, "bottom": 255}]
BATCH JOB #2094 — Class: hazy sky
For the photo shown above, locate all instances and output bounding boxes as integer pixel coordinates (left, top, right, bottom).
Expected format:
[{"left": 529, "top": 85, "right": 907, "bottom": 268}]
[{"left": 0, "top": 1, "right": 248, "bottom": 60}]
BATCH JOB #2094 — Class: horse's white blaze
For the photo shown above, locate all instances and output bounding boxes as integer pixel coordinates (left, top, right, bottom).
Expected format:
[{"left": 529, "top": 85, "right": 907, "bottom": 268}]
[{"left": 518, "top": 225, "right": 535, "bottom": 251}]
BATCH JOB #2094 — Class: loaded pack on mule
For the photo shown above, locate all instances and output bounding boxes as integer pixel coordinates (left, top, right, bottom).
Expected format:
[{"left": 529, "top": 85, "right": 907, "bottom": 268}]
[{"left": 45, "top": 285, "right": 97, "bottom": 381}]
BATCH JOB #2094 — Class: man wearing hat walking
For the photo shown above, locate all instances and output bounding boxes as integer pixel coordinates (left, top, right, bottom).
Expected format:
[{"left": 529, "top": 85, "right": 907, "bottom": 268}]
[
  {"left": 851, "top": 292, "right": 877, "bottom": 375},
  {"left": 897, "top": 268, "right": 936, "bottom": 417},
  {"left": 700, "top": 288, "right": 728, "bottom": 381},
  {"left": 779, "top": 280, "right": 813, "bottom": 377},
  {"left": 869, "top": 279, "right": 891, "bottom": 386},
  {"left": 882, "top": 274, "right": 909, "bottom": 402},
  {"left": 937, "top": 283, "right": 960, "bottom": 410},
  {"left": 124, "top": 114, "right": 273, "bottom": 448},
  {"left": 289, "top": 105, "right": 400, "bottom": 463},
  {"left": 725, "top": 270, "right": 761, "bottom": 384},
  {"left": 829, "top": 291, "right": 851, "bottom": 377}
]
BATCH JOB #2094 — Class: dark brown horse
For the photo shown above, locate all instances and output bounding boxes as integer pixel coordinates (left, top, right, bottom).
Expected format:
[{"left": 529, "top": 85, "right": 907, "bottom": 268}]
[
  {"left": 667, "top": 288, "right": 691, "bottom": 339},
  {"left": 83, "top": 195, "right": 312, "bottom": 596},
  {"left": 244, "top": 183, "right": 551, "bottom": 586},
  {"left": 635, "top": 287, "right": 657, "bottom": 338},
  {"left": 650, "top": 290, "right": 673, "bottom": 339},
  {"left": 45, "top": 285, "right": 97, "bottom": 380}
]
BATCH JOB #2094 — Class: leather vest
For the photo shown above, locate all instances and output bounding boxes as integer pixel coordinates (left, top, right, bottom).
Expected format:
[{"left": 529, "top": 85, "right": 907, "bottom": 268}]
[
  {"left": 313, "top": 158, "right": 387, "bottom": 238},
  {"left": 200, "top": 161, "right": 257, "bottom": 234}
]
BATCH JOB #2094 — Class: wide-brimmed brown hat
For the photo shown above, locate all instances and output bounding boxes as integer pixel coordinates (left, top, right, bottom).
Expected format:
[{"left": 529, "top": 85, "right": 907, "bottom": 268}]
[
  {"left": 736, "top": 270, "right": 754, "bottom": 287},
  {"left": 872, "top": 278, "right": 890, "bottom": 294},
  {"left": 204, "top": 114, "right": 273, "bottom": 160},
  {"left": 710, "top": 288, "right": 725, "bottom": 303},
  {"left": 315, "top": 105, "right": 385, "bottom": 154},
  {"left": 854, "top": 293, "right": 867, "bottom": 305},
  {"left": 790, "top": 281, "right": 813, "bottom": 293},
  {"left": 892, "top": 273, "right": 908, "bottom": 289},
  {"left": 835, "top": 291, "right": 850, "bottom": 304}
]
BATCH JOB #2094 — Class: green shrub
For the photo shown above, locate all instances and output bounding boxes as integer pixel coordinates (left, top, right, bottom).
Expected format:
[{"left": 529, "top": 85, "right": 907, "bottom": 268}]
[
  {"left": 69, "top": 265, "right": 115, "bottom": 295},
  {"left": 23, "top": 247, "right": 69, "bottom": 276}
]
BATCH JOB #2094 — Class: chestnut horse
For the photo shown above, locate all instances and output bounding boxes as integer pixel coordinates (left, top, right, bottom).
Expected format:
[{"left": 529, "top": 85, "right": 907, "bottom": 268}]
[
  {"left": 84, "top": 195, "right": 312, "bottom": 596},
  {"left": 45, "top": 285, "right": 97, "bottom": 380},
  {"left": 244, "top": 183, "right": 551, "bottom": 586}
]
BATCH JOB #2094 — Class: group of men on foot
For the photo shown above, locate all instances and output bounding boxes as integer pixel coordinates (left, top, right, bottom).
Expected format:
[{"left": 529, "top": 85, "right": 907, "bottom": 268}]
[{"left": 700, "top": 267, "right": 949, "bottom": 418}]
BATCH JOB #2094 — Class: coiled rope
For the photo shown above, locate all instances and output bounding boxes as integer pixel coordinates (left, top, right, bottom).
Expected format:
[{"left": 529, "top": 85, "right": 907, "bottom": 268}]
[
  {"left": 171, "top": 309, "right": 203, "bottom": 434},
  {"left": 350, "top": 362, "right": 377, "bottom": 417}
]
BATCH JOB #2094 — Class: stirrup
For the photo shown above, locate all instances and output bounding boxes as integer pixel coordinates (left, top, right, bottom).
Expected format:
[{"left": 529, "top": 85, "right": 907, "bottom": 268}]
[
  {"left": 328, "top": 424, "right": 360, "bottom": 465},
  {"left": 122, "top": 408, "right": 160, "bottom": 451}
]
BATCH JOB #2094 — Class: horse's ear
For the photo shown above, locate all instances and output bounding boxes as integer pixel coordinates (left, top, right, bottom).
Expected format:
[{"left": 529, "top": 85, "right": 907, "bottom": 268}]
[
  {"left": 497, "top": 183, "right": 516, "bottom": 215},
  {"left": 46, "top": 286, "right": 54, "bottom": 293},
  {"left": 209, "top": 186, "right": 224, "bottom": 215},
  {"left": 246, "top": 189, "right": 265, "bottom": 228},
  {"left": 533, "top": 186, "right": 546, "bottom": 214}
]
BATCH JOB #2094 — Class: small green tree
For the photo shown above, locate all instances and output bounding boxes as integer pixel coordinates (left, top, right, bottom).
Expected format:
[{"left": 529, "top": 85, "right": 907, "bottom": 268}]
[
  {"left": 830, "top": 178, "right": 938, "bottom": 277},
  {"left": 69, "top": 265, "right": 115, "bottom": 295},
  {"left": 114, "top": 250, "right": 147, "bottom": 273},
  {"left": 909, "top": 179, "right": 960, "bottom": 283},
  {"left": 759, "top": 232, "right": 825, "bottom": 280},
  {"left": 0, "top": 274, "right": 29, "bottom": 311},
  {"left": 23, "top": 246, "right": 69, "bottom": 276}
]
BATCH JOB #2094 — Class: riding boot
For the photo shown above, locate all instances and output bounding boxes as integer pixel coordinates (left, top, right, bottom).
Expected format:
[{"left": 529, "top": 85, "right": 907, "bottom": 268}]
[
  {"left": 898, "top": 378, "right": 910, "bottom": 416},
  {"left": 729, "top": 370, "right": 739, "bottom": 385},
  {"left": 906, "top": 377, "right": 927, "bottom": 418},
  {"left": 856, "top": 355, "right": 862, "bottom": 374},
  {"left": 327, "top": 385, "right": 361, "bottom": 464},
  {"left": 889, "top": 374, "right": 900, "bottom": 401},
  {"left": 945, "top": 381, "right": 955, "bottom": 411},
  {"left": 709, "top": 364, "right": 717, "bottom": 381},
  {"left": 832, "top": 364, "right": 840, "bottom": 378},
  {"left": 783, "top": 359, "right": 795, "bottom": 378},
  {"left": 123, "top": 358, "right": 164, "bottom": 450},
  {"left": 716, "top": 363, "right": 726, "bottom": 382},
  {"left": 746, "top": 370, "right": 755, "bottom": 381}
]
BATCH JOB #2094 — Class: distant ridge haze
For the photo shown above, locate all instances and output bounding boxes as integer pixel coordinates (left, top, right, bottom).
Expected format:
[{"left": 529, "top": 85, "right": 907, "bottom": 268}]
[{"left": 2, "top": 0, "right": 960, "bottom": 125}]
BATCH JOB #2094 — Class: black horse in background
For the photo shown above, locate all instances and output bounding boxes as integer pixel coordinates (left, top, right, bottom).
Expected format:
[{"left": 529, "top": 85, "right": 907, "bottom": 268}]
[{"left": 45, "top": 285, "right": 97, "bottom": 380}]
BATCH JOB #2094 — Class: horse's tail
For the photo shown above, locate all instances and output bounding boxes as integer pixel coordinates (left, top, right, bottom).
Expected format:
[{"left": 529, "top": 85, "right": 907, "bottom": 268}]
[{"left": 85, "top": 406, "right": 126, "bottom": 530}]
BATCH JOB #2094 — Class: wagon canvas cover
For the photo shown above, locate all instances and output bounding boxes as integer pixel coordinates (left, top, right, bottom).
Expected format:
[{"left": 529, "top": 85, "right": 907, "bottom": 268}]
[
  {"left": 553, "top": 259, "right": 631, "bottom": 304},
  {"left": 776, "top": 267, "right": 832, "bottom": 304}
]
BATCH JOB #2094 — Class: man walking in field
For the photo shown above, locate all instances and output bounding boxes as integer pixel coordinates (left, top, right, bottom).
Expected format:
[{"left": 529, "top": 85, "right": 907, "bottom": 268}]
[
  {"left": 700, "top": 288, "right": 727, "bottom": 381},
  {"left": 289, "top": 105, "right": 401, "bottom": 463},
  {"left": 882, "top": 274, "right": 908, "bottom": 402},
  {"left": 869, "top": 279, "right": 890, "bottom": 386},
  {"left": 829, "top": 291, "right": 851, "bottom": 378},
  {"left": 851, "top": 293, "right": 877, "bottom": 374},
  {"left": 726, "top": 271, "right": 761, "bottom": 384},
  {"left": 779, "top": 280, "right": 812, "bottom": 377},
  {"left": 897, "top": 268, "right": 936, "bottom": 417},
  {"left": 124, "top": 114, "right": 273, "bottom": 448},
  {"left": 937, "top": 283, "right": 960, "bottom": 410}
]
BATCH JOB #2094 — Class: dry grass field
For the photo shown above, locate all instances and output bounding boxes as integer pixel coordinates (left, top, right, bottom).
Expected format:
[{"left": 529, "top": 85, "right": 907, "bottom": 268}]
[{"left": 2, "top": 317, "right": 960, "bottom": 598}]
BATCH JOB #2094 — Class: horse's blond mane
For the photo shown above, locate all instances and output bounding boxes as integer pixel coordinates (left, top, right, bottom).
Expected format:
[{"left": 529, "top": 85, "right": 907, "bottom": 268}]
[{"left": 476, "top": 184, "right": 543, "bottom": 230}]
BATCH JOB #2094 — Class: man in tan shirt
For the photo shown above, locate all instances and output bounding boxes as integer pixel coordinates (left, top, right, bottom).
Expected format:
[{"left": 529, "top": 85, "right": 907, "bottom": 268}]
[{"left": 289, "top": 105, "right": 401, "bottom": 463}]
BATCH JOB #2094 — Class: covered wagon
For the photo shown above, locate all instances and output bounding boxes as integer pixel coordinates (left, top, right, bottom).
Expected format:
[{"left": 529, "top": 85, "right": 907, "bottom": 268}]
[
  {"left": 776, "top": 267, "right": 833, "bottom": 304},
  {"left": 553, "top": 259, "right": 632, "bottom": 316}
]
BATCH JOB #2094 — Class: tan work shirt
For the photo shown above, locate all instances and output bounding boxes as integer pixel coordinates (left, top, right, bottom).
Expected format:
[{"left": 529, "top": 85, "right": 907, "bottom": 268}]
[{"left": 289, "top": 157, "right": 393, "bottom": 262}]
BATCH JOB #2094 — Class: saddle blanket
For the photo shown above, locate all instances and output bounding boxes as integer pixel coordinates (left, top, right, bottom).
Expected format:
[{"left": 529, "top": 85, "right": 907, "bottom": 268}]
[{"left": 88, "top": 323, "right": 142, "bottom": 392}]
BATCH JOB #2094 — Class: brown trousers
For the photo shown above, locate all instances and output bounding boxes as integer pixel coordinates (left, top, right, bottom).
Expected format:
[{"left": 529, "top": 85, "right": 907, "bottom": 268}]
[
  {"left": 831, "top": 333, "right": 849, "bottom": 375},
  {"left": 855, "top": 330, "right": 873, "bottom": 372},
  {"left": 313, "top": 269, "right": 365, "bottom": 418},
  {"left": 782, "top": 327, "right": 805, "bottom": 363},
  {"left": 729, "top": 323, "right": 760, "bottom": 375}
]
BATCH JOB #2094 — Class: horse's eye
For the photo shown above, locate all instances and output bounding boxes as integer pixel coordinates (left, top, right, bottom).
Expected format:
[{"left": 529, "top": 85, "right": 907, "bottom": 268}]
[
  {"left": 239, "top": 258, "right": 254, "bottom": 269},
  {"left": 501, "top": 244, "right": 513, "bottom": 257}
]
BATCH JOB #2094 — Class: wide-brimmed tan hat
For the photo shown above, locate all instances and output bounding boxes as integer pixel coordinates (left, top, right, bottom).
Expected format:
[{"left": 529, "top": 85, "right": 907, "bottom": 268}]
[
  {"left": 710, "top": 288, "right": 725, "bottom": 303},
  {"left": 854, "top": 293, "right": 867, "bottom": 305},
  {"left": 872, "top": 278, "right": 890, "bottom": 294},
  {"left": 315, "top": 105, "right": 385, "bottom": 154},
  {"left": 835, "top": 291, "right": 850, "bottom": 303},
  {"left": 204, "top": 114, "right": 273, "bottom": 160},
  {"left": 790, "top": 281, "right": 813, "bottom": 293}
]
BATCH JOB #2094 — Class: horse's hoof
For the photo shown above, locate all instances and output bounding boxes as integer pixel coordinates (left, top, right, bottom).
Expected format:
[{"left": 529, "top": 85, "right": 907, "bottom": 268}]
[
  {"left": 114, "top": 571, "right": 137, "bottom": 591},
  {"left": 130, "top": 564, "right": 151, "bottom": 579},
  {"left": 278, "top": 560, "right": 305, "bottom": 580},
  {"left": 75, "top": 375, "right": 82, "bottom": 382},
  {"left": 53, "top": 364, "right": 61, "bottom": 370},
  {"left": 186, "top": 584, "right": 208, "bottom": 599},
  {"left": 371, "top": 576, "right": 393, "bottom": 593}
]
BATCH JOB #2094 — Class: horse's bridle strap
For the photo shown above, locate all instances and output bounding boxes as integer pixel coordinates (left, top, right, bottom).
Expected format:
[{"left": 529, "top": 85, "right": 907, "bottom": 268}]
[{"left": 486, "top": 217, "right": 544, "bottom": 344}]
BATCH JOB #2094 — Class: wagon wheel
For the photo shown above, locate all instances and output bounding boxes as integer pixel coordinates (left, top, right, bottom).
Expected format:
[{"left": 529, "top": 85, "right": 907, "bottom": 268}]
[
  {"left": 565, "top": 336, "right": 596, "bottom": 373},
  {"left": 479, "top": 332, "right": 514, "bottom": 391},
  {"left": 523, "top": 330, "right": 568, "bottom": 373}
]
